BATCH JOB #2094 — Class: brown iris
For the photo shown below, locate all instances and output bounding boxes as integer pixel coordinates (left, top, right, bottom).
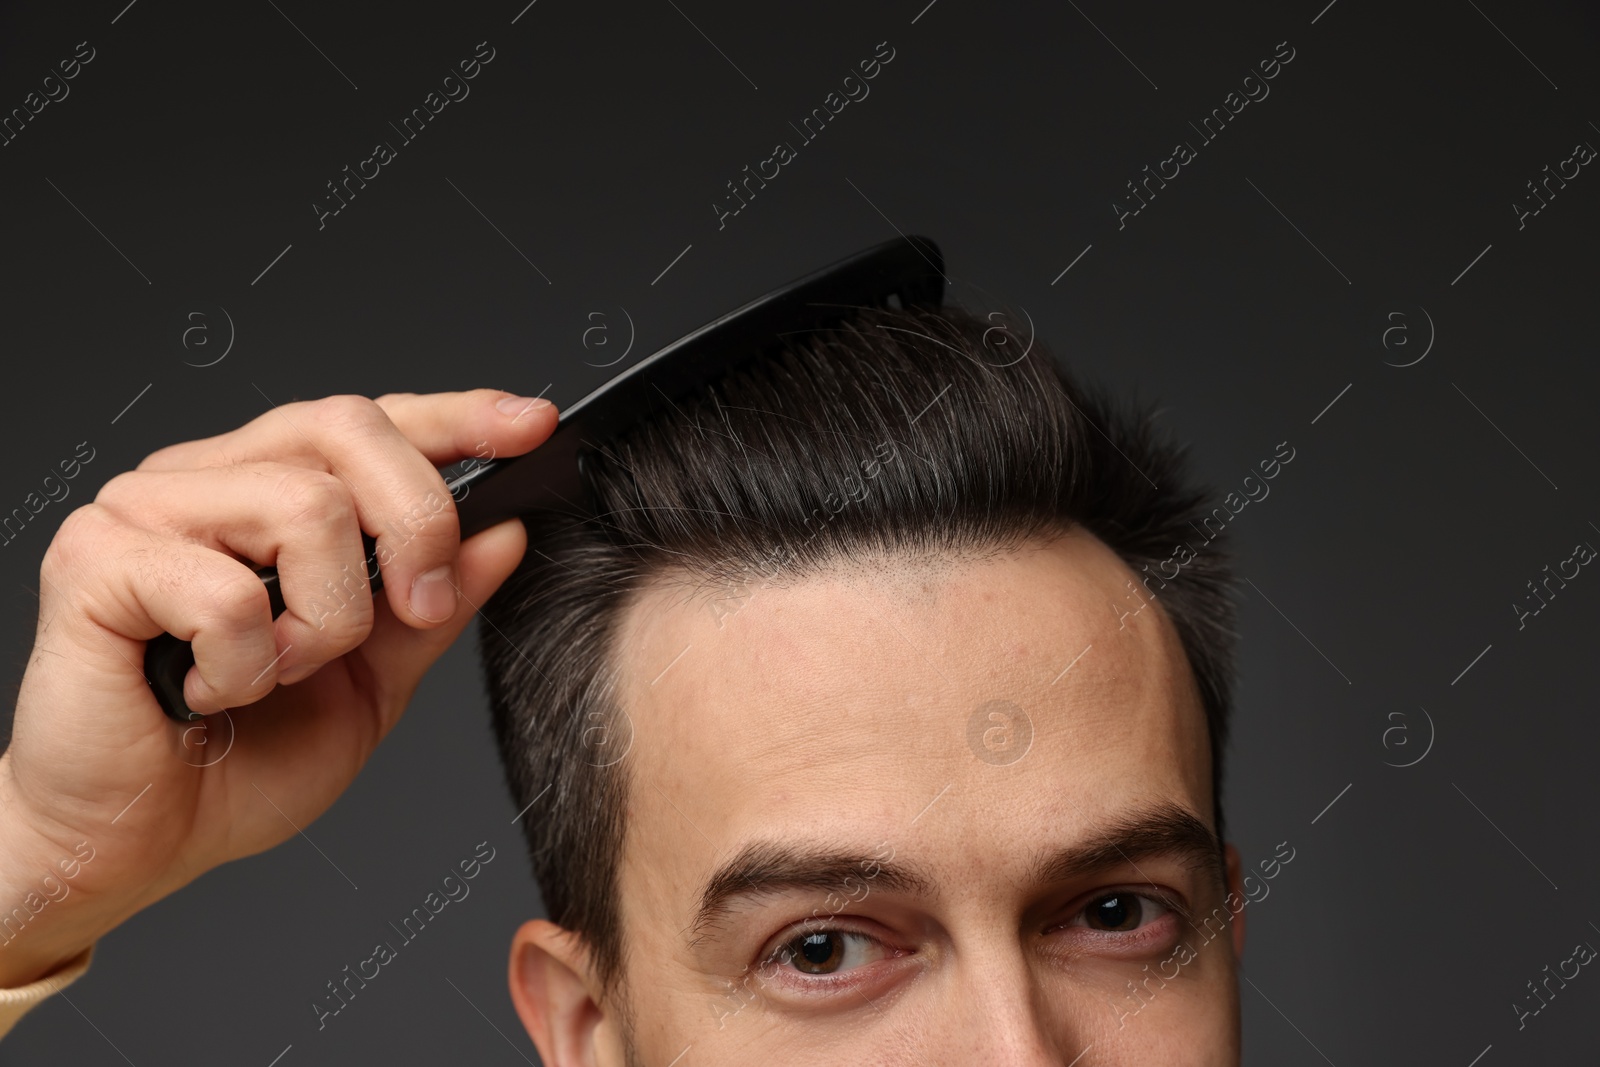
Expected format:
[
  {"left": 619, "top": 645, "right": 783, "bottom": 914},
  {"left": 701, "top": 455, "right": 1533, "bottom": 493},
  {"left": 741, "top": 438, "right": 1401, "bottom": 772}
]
[
  {"left": 788, "top": 931, "right": 845, "bottom": 973},
  {"left": 1086, "top": 894, "right": 1142, "bottom": 931}
]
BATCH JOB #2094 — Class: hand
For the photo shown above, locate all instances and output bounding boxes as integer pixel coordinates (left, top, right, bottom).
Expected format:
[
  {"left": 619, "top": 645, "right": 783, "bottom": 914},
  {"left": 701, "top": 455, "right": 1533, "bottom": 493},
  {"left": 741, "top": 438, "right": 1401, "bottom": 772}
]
[{"left": 0, "top": 389, "right": 557, "bottom": 986}]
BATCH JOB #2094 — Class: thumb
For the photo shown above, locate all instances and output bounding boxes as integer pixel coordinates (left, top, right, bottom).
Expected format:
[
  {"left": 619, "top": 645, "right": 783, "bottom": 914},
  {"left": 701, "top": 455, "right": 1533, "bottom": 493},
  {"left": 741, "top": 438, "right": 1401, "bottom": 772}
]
[{"left": 361, "top": 516, "right": 529, "bottom": 712}]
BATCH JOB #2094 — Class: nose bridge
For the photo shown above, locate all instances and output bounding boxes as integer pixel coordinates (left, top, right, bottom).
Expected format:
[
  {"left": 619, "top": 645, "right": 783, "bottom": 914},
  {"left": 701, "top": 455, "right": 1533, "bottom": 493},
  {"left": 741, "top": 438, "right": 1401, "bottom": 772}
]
[{"left": 928, "top": 939, "right": 1073, "bottom": 1066}]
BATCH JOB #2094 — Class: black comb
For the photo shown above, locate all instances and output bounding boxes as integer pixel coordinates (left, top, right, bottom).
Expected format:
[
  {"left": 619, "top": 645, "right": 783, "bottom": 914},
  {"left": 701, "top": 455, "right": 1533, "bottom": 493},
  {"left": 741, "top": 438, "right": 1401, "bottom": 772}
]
[{"left": 145, "top": 235, "right": 946, "bottom": 720}]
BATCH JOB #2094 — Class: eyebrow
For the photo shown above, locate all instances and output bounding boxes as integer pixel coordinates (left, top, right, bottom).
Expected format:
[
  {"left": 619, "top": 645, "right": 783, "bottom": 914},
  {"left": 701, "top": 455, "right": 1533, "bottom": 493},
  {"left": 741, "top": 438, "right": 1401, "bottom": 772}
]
[
  {"left": 1027, "top": 801, "right": 1225, "bottom": 889},
  {"left": 687, "top": 802, "right": 1223, "bottom": 943},
  {"left": 689, "top": 842, "right": 934, "bottom": 940}
]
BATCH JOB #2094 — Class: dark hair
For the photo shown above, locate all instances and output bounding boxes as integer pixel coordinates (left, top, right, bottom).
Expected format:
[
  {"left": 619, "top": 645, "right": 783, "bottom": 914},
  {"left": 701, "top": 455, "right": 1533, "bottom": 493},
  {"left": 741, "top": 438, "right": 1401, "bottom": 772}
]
[{"left": 478, "top": 301, "right": 1236, "bottom": 996}]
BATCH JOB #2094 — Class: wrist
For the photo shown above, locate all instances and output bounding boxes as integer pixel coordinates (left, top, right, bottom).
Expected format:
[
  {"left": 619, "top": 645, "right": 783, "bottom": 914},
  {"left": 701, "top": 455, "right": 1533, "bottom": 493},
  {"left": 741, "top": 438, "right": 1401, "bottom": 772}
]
[
  {"left": 0, "top": 759, "right": 111, "bottom": 986},
  {"left": 0, "top": 926, "right": 96, "bottom": 989}
]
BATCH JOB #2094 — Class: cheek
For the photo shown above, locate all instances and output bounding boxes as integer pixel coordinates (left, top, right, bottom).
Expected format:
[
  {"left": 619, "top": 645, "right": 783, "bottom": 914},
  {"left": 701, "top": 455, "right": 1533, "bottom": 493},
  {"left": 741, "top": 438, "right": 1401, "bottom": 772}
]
[{"left": 1105, "top": 976, "right": 1242, "bottom": 1063}]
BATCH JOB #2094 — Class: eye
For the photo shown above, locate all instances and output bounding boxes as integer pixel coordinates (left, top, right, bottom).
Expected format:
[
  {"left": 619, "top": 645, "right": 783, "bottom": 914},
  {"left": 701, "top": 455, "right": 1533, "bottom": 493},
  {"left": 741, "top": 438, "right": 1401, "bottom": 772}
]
[
  {"left": 1042, "top": 888, "right": 1184, "bottom": 960},
  {"left": 1084, "top": 892, "right": 1168, "bottom": 932},
  {"left": 1053, "top": 890, "right": 1179, "bottom": 938},
  {"left": 768, "top": 928, "right": 895, "bottom": 976}
]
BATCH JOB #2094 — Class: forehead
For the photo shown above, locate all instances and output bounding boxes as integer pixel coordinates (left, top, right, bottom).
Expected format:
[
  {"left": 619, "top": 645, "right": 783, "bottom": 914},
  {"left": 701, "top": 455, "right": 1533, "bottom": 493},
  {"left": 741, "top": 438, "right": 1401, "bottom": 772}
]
[{"left": 608, "top": 530, "right": 1213, "bottom": 895}]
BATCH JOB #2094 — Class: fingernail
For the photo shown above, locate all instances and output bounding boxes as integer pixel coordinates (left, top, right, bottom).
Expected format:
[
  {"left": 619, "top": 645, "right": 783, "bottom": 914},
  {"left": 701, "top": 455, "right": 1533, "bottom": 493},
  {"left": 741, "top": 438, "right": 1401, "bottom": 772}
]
[
  {"left": 497, "top": 395, "right": 552, "bottom": 419},
  {"left": 410, "top": 564, "right": 459, "bottom": 622}
]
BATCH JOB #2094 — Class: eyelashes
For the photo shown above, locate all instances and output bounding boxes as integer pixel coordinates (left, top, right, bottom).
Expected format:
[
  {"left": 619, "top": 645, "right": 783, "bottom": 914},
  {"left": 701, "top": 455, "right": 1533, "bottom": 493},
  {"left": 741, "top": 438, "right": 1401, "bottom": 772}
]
[
  {"left": 750, "top": 918, "right": 908, "bottom": 996},
  {"left": 1044, "top": 888, "right": 1190, "bottom": 960},
  {"left": 1066, "top": 891, "right": 1175, "bottom": 933},
  {"left": 767, "top": 928, "right": 896, "bottom": 976}
]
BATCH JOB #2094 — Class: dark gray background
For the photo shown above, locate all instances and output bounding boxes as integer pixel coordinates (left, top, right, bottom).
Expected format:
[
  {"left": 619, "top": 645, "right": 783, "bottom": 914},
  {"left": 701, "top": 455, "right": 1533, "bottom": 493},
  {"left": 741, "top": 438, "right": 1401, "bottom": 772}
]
[{"left": 1, "top": 0, "right": 1597, "bottom": 1063}]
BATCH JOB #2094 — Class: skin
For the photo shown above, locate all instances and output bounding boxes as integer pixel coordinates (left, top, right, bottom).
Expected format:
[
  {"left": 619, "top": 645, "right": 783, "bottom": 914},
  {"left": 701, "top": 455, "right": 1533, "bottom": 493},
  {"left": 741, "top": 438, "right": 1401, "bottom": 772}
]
[
  {"left": 509, "top": 529, "right": 1246, "bottom": 1065},
  {"left": 0, "top": 390, "right": 557, "bottom": 989}
]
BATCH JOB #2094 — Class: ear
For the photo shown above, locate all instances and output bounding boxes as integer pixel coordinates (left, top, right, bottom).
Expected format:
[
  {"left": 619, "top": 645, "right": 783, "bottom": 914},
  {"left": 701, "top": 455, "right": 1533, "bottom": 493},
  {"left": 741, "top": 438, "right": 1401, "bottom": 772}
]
[
  {"left": 508, "top": 918, "right": 622, "bottom": 1066},
  {"left": 1223, "top": 843, "right": 1246, "bottom": 960}
]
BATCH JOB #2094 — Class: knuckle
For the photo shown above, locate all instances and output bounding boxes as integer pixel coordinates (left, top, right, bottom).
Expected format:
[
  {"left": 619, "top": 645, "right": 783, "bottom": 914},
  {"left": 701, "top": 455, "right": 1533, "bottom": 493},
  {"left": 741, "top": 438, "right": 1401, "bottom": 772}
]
[
  {"left": 273, "top": 469, "right": 355, "bottom": 533},
  {"left": 374, "top": 391, "right": 416, "bottom": 410},
  {"left": 315, "top": 394, "right": 388, "bottom": 436},
  {"left": 42, "top": 504, "right": 112, "bottom": 582},
  {"left": 203, "top": 571, "right": 273, "bottom": 632},
  {"left": 137, "top": 442, "right": 230, "bottom": 471},
  {"left": 300, "top": 568, "right": 375, "bottom": 637},
  {"left": 134, "top": 445, "right": 178, "bottom": 471},
  {"left": 93, "top": 469, "right": 143, "bottom": 509}
]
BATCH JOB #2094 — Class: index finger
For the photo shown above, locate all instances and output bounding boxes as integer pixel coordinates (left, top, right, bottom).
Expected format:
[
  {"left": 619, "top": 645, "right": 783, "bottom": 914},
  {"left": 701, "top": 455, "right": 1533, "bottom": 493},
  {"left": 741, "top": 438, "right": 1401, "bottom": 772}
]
[
  {"left": 375, "top": 389, "right": 558, "bottom": 465},
  {"left": 137, "top": 388, "right": 557, "bottom": 472}
]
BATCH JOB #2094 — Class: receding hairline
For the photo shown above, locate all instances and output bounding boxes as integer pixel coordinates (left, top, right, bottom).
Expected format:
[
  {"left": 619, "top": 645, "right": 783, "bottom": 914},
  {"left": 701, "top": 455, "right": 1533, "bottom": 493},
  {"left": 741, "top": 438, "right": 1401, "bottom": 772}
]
[{"left": 613, "top": 523, "right": 1080, "bottom": 622}]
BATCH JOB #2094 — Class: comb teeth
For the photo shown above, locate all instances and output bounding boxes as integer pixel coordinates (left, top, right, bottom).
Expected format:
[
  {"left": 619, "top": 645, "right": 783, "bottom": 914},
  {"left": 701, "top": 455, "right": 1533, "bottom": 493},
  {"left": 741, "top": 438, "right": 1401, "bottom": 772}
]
[{"left": 447, "top": 236, "right": 946, "bottom": 532}]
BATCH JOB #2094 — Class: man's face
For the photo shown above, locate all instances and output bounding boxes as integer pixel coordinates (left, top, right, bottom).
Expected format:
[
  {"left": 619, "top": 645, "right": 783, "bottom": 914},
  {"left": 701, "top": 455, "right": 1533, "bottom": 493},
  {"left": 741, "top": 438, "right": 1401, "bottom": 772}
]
[{"left": 515, "top": 528, "right": 1243, "bottom": 1065}]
